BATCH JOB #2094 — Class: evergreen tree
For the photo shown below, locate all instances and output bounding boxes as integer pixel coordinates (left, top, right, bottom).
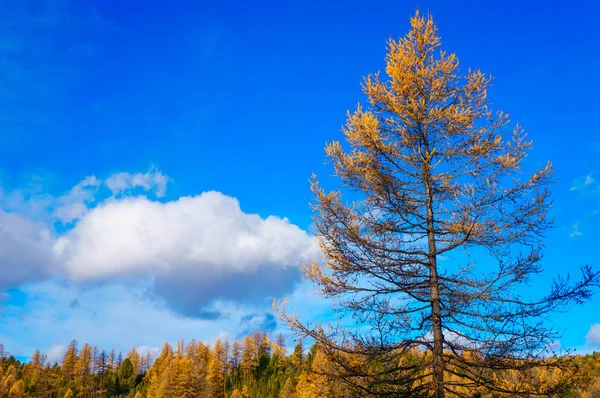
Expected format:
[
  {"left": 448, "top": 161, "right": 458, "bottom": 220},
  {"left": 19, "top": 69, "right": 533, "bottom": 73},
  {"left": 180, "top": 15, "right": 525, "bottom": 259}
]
[
  {"left": 127, "top": 347, "right": 141, "bottom": 376},
  {"left": 118, "top": 358, "right": 136, "bottom": 393}
]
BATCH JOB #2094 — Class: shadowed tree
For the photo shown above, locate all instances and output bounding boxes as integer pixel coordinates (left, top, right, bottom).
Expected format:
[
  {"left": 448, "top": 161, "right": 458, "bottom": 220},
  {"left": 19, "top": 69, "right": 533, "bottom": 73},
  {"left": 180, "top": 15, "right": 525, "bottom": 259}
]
[{"left": 277, "top": 11, "right": 599, "bottom": 398}]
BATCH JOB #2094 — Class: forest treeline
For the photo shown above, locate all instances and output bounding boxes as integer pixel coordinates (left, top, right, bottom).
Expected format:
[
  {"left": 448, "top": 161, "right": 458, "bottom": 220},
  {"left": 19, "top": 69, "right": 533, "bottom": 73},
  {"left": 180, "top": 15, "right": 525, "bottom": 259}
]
[{"left": 0, "top": 335, "right": 599, "bottom": 398}]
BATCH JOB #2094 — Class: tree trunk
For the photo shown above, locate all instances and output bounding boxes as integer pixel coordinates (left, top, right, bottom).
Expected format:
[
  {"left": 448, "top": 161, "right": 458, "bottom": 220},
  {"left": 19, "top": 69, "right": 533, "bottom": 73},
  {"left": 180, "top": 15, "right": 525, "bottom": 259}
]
[{"left": 424, "top": 157, "right": 445, "bottom": 398}]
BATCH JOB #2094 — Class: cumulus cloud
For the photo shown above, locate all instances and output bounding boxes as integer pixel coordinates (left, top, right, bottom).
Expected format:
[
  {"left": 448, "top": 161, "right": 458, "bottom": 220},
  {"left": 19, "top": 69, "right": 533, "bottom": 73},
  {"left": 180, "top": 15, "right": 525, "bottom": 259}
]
[
  {"left": 46, "top": 344, "right": 67, "bottom": 364},
  {"left": 0, "top": 169, "right": 318, "bottom": 315},
  {"left": 0, "top": 211, "right": 56, "bottom": 288},
  {"left": 54, "top": 191, "right": 317, "bottom": 314},
  {"left": 585, "top": 324, "right": 600, "bottom": 345}
]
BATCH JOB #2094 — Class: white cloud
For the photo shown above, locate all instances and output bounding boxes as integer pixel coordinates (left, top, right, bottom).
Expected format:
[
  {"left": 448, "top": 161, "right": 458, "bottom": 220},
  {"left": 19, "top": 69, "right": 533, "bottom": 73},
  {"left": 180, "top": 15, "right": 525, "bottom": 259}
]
[
  {"left": 46, "top": 344, "right": 66, "bottom": 364},
  {"left": 0, "top": 169, "right": 319, "bottom": 315},
  {"left": 54, "top": 191, "right": 318, "bottom": 313},
  {"left": 0, "top": 280, "right": 309, "bottom": 358},
  {"left": 105, "top": 169, "right": 168, "bottom": 197},
  {"left": 585, "top": 324, "right": 600, "bottom": 345},
  {"left": 53, "top": 176, "right": 101, "bottom": 223},
  {"left": 570, "top": 222, "right": 583, "bottom": 238},
  {"left": 0, "top": 210, "right": 56, "bottom": 288},
  {"left": 571, "top": 174, "right": 599, "bottom": 192},
  {"left": 57, "top": 191, "right": 316, "bottom": 278},
  {"left": 585, "top": 175, "right": 595, "bottom": 186}
]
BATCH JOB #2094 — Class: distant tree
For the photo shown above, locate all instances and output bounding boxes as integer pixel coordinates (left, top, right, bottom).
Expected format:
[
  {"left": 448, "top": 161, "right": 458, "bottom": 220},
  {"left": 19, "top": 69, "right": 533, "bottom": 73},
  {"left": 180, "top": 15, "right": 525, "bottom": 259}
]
[
  {"left": 75, "top": 343, "right": 92, "bottom": 392},
  {"left": 280, "top": 377, "right": 296, "bottom": 398},
  {"left": 26, "top": 349, "right": 48, "bottom": 394},
  {"left": 8, "top": 379, "right": 24, "bottom": 398},
  {"left": 95, "top": 350, "right": 108, "bottom": 375},
  {"left": 211, "top": 339, "right": 226, "bottom": 397},
  {"left": 241, "top": 336, "right": 258, "bottom": 376},
  {"left": 290, "top": 339, "right": 304, "bottom": 368},
  {"left": 231, "top": 341, "right": 242, "bottom": 369},
  {"left": 61, "top": 340, "right": 78, "bottom": 381},
  {"left": 108, "top": 348, "right": 116, "bottom": 373},
  {"left": 277, "top": 11, "right": 600, "bottom": 398},
  {"left": 141, "top": 350, "right": 153, "bottom": 373},
  {"left": 90, "top": 345, "right": 97, "bottom": 371},
  {"left": 119, "top": 358, "right": 136, "bottom": 392},
  {"left": 0, "top": 343, "right": 8, "bottom": 358},
  {"left": 127, "top": 347, "right": 141, "bottom": 376},
  {"left": 276, "top": 333, "right": 287, "bottom": 356}
]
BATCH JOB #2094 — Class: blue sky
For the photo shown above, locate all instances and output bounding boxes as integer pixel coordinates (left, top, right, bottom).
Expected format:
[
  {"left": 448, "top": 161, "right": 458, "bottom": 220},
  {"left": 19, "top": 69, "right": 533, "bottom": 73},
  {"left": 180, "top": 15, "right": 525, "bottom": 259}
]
[{"left": 0, "top": 0, "right": 599, "bottom": 361}]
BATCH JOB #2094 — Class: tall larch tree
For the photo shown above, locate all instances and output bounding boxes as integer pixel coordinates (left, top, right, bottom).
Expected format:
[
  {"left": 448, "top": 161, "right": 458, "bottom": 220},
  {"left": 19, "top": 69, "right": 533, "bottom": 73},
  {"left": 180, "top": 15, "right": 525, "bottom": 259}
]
[
  {"left": 278, "top": 11, "right": 600, "bottom": 398},
  {"left": 241, "top": 336, "right": 258, "bottom": 377},
  {"left": 75, "top": 343, "right": 92, "bottom": 393},
  {"left": 231, "top": 341, "right": 242, "bottom": 369},
  {"left": 108, "top": 348, "right": 117, "bottom": 373},
  {"left": 210, "top": 339, "right": 226, "bottom": 398},
  {"left": 61, "top": 340, "right": 78, "bottom": 382},
  {"left": 26, "top": 349, "right": 48, "bottom": 394}
]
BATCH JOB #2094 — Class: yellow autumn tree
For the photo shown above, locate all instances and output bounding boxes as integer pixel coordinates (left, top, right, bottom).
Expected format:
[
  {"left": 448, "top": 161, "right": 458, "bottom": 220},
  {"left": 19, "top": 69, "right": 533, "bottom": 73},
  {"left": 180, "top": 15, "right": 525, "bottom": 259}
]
[
  {"left": 8, "top": 380, "right": 24, "bottom": 398},
  {"left": 277, "top": 10, "right": 599, "bottom": 398},
  {"left": 296, "top": 349, "right": 344, "bottom": 398},
  {"left": 146, "top": 342, "right": 175, "bottom": 398},
  {"left": 209, "top": 342, "right": 226, "bottom": 398},
  {"left": 61, "top": 340, "right": 78, "bottom": 381},
  {"left": 280, "top": 377, "right": 296, "bottom": 398},
  {"left": 74, "top": 343, "right": 92, "bottom": 393},
  {"left": 25, "top": 349, "right": 49, "bottom": 395},
  {"left": 169, "top": 352, "right": 195, "bottom": 397},
  {"left": 3, "top": 365, "right": 17, "bottom": 394},
  {"left": 241, "top": 336, "right": 258, "bottom": 376}
]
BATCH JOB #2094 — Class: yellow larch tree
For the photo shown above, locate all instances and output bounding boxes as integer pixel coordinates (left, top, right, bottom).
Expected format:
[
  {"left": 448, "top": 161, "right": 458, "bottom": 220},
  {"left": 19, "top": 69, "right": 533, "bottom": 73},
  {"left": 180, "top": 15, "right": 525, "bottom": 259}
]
[
  {"left": 61, "top": 340, "right": 78, "bottom": 382},
  {"left": 127, "top": 347, "right": 141, "bottom": 376},
  {"left": 8, "top": 379, "right": 24, "bottom": 398},
  {"left": 74, "top": 343, "right": 92, "bottom": 393},
  {"left": 278, "top": 10, "right": 599, "bottom": 398}
]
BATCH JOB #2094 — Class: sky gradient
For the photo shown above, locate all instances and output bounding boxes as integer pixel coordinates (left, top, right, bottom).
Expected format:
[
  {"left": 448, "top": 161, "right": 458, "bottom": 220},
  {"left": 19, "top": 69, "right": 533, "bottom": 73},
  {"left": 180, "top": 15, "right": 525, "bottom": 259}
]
[{"left": 0, "top": 0, "right": 599, "bottom": 361}]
